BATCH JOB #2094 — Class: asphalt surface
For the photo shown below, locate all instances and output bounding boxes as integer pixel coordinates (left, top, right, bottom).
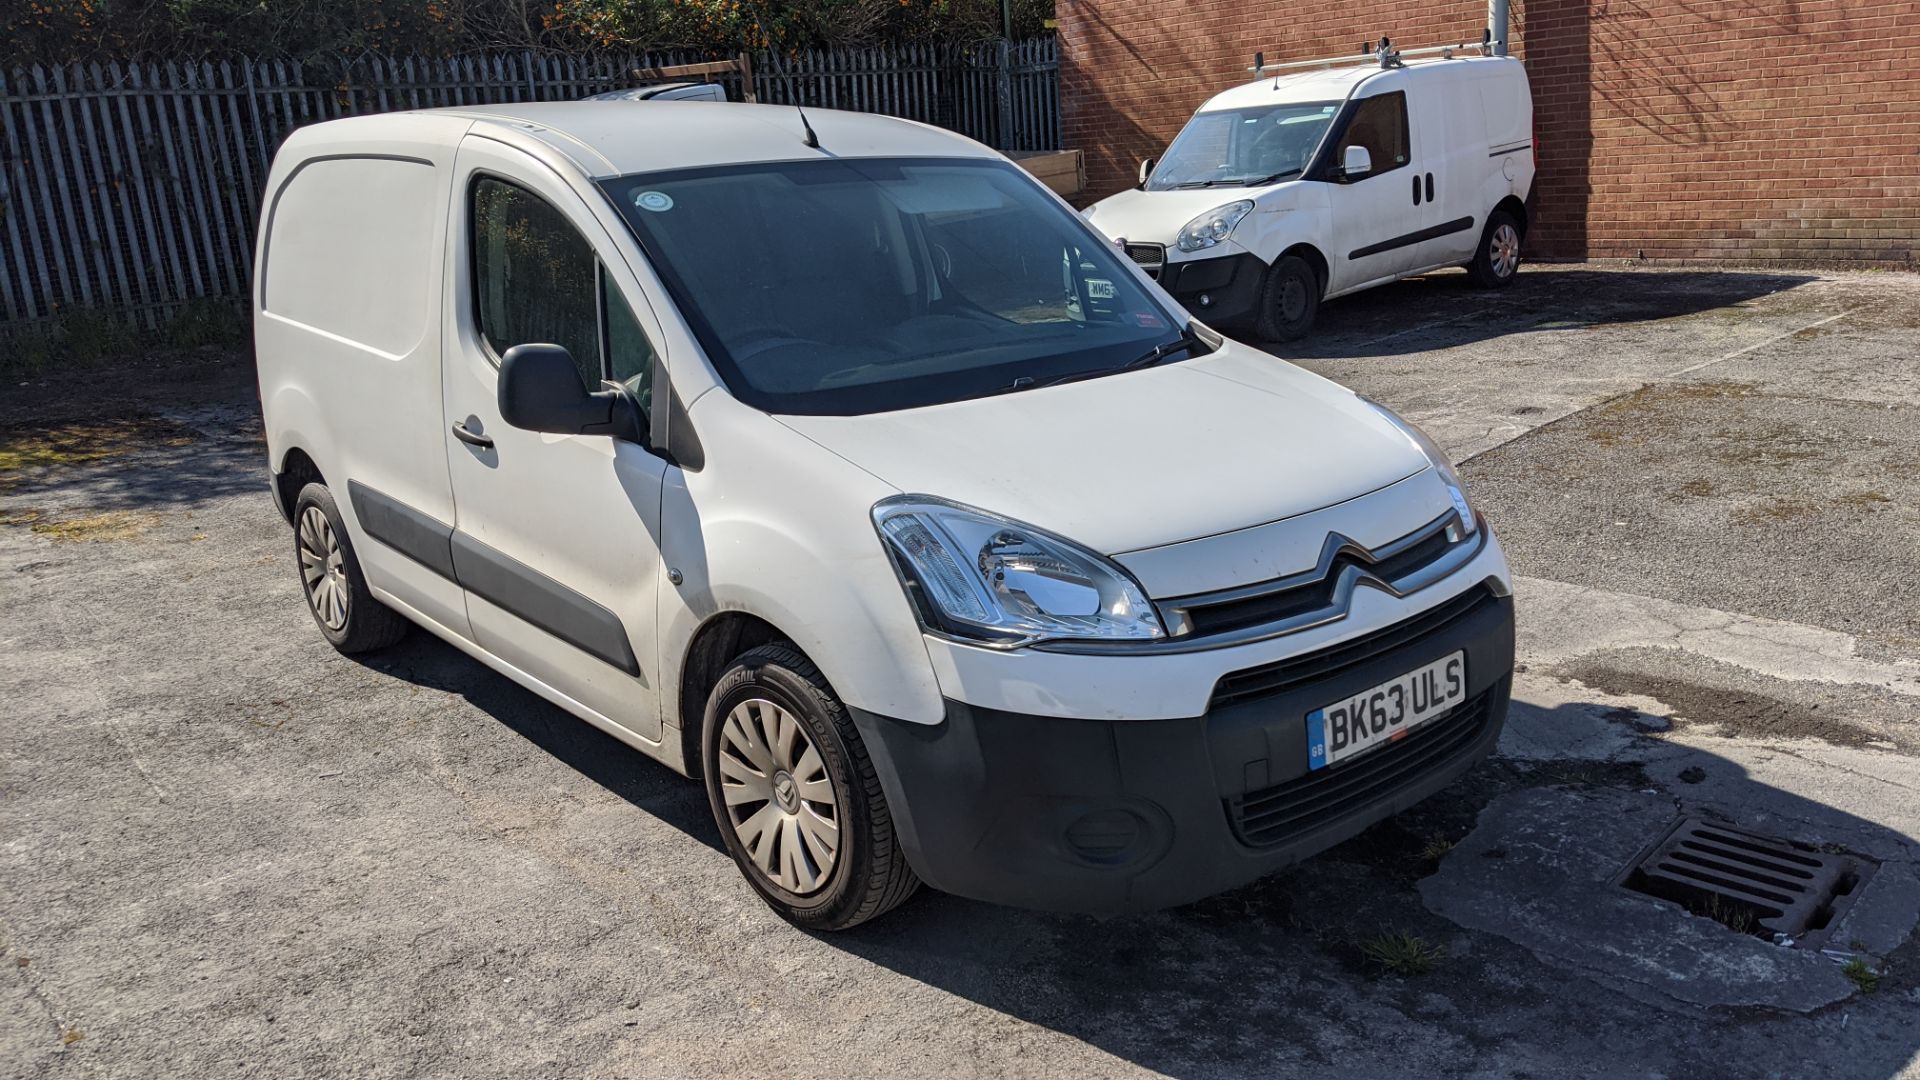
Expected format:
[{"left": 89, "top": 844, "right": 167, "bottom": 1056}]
[{"left": 3, "top": 264, "right": 1918, "bottom": 1078}]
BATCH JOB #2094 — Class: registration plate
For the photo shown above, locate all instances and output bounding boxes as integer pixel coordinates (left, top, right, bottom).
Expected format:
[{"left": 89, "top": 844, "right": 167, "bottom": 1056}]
[{"left": 1307, "top": 651, "right": 1467, "bottom": 770}]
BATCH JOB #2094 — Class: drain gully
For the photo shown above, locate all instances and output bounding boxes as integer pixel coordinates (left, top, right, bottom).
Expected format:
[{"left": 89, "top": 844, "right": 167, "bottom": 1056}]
[{"left": 1616, "top": 815, "right": 1876, "bottom": 947}]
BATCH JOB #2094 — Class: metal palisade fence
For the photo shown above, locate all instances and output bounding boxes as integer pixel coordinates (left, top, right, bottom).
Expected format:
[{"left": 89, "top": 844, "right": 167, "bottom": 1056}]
[{"left": 0, "top": 38, "right": 1060, "bottom": 331}]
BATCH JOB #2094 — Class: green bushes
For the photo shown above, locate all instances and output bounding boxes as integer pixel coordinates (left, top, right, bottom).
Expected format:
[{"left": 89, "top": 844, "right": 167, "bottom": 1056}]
[{"left": 3, "top": 0, "right": 1056, "bottom": 65}]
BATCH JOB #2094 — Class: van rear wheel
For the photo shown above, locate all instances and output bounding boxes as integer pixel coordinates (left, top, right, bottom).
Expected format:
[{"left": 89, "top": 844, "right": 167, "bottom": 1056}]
[
  {"left": 702, "top": 644, "right": 919, "bottom": 930},
  {"left": 1254, "top": 255, "right": 1320, "bottom": 341},
  {"left": 1468, "top": 211, "right": 1523, "bottom": 288},
  {"left": 291, "top": 482, "right": 409, "bottom": 654}
]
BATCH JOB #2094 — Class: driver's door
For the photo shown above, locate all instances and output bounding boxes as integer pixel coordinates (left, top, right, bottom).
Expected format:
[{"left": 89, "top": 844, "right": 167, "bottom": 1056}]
[{"left": 441, "top": 136, "right": 670, "bottom": 743}]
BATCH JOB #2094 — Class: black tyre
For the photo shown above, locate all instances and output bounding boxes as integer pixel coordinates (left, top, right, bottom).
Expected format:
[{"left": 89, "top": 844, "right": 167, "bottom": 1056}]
[
  {"left": 1467, "top": 210, "right": 1523, "bottom": 288},
  {"left": 702, "top": 644, "right": 919, "bottom": 930},
  {"left": 291, "top": 482, "right": 409, "bottom": 654},
  {"left": 1254, "top": 255, "right": 1321, "bottom": 342}
]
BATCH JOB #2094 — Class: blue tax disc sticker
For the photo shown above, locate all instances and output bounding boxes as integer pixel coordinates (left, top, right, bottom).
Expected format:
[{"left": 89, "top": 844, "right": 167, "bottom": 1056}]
[{"left": 635, "top": 190, "right": 674, "bottom": 212}]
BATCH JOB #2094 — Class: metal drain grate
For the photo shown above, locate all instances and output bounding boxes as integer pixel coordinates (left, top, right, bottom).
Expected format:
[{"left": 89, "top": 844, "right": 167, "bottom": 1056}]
[{"left": 1619, "top": 816, "right": 1875, "bottom": 945}]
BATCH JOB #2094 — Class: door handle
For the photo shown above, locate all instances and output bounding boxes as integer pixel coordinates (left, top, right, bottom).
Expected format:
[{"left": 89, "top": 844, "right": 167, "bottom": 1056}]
[
  {"left": 451, "top": 421, "right": 494, "bottom": 449},
  {"left": 1412, "top": 175, "right": 1421, "bottom": 205},
  {"left": 1425, "top": 172, "right": 1435, "bottom": 202}
]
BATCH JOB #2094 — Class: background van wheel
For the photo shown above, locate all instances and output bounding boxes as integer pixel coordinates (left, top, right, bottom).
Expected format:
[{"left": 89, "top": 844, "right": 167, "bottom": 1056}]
[
  {"left": 702, "top": 644, "right": 919, "bottom": 931},
  {"left": 292, "top": 482, "right": 409, "bottom": 654},
  {"left": 1254, "top": 255, "right": 1321, "bottom": 342},
  {"left": 1468, "top": 211, "right": 1523, "bottom": 288}
]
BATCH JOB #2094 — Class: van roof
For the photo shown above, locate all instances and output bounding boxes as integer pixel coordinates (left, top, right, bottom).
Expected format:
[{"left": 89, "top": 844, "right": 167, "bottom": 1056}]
[
  {"left": 1198, "top": 53, "right": 1521, "bottom": 113},
  {"left": 290, "top": 101, "right": 1000, "bottom": 180}
]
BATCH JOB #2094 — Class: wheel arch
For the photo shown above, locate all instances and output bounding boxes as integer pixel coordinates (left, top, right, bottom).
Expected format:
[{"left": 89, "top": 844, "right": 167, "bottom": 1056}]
[
  {"left": 675, "top": 610, "right": 798, "bottom": 780},
  {"left": 1494, "top": 195, "right": 1528, "bottom": 236},
  {"left": 1277, "top": 242, "right": 1329, "bottom": 296},
  {"left": 272, "top": 446, "right": 325, "bottom": 525}
]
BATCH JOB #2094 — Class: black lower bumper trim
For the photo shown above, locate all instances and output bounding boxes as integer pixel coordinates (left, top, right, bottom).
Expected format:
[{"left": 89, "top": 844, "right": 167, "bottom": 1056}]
[
  {"left": 851, "top": 591, "right": 1515, "bottom": 914},
  {"left": 1162, "top": 252, "right": 1267, "bottom": 328}
]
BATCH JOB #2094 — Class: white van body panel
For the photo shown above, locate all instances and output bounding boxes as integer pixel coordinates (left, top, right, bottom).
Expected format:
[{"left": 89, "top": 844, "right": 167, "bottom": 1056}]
[
  {"left": 656, "top": 391, "right": 950, "bottom": 727},
  {"left": 1084, "top": 55, "right": 1534, "bottom": 315},
  {"left": 254, "top": 114, "right": 473, "bottom": 639},
  {"left": 776, "top": 336, "right": 1429, "bottom": 557}
]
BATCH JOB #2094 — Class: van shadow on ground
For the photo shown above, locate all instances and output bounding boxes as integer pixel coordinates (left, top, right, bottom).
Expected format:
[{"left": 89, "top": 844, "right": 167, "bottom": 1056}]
[
  {"left": 359, "top": 630, "right": 1920, "bottom": 1077},
  {"left": 1230, "top": 267, "right": 1819, "bottom": 360}
]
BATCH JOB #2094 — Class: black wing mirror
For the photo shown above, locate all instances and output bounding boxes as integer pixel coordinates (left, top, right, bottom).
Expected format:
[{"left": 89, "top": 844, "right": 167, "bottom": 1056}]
[{"left": 498, "top": 343, "right": 645, "bottom": 443}]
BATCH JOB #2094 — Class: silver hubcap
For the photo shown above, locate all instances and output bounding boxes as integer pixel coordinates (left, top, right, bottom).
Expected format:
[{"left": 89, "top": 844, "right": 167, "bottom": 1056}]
[
  {"left": 718, "top": 699, "right": 840, "bottom": 895},
  {"left": 1490, "top": 223, "right": 1521, "bottom": 278},
  {"left": 298, "top": 506, "right": 350, "bottom": 631}
]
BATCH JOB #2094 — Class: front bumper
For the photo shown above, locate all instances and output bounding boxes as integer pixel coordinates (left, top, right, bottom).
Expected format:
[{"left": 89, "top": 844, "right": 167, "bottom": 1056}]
[
  {"left": 1160, "top": 251, "right": 1268, "bottom": 328},
  {"left": 851, "top": 587, "right": 1515, "bottom": 914}
]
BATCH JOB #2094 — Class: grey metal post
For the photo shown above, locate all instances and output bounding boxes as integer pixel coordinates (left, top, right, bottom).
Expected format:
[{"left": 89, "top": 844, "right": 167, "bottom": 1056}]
[
  {"left": 1488, "top": 0, "right": 1510, "bottom": 54},
  {"left": 995, "top": 38, "right": 1013, "bottom": 151}
]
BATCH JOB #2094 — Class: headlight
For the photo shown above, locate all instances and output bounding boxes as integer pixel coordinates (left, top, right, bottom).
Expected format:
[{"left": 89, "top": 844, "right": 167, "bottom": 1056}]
[
  {"left": 1362, "top": 399, "right": 1478, "bottom": 537},
  {"left": 1176, "top": 200, "right": 1254, "bottom": 252},
  {"left": 872, "top": 496, "right": 1165, "bottom": 645}
]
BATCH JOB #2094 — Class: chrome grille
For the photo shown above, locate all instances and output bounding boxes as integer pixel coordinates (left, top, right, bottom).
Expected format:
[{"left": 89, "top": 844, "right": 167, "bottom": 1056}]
[{"left": 1160, "top": 512, "right": 1478, "bottom": 646}]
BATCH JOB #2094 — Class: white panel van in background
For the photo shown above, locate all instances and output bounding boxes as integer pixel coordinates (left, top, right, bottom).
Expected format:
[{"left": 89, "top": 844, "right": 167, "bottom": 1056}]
[{"left": 1086, "top": 41, "right": 1535, "bottom": 340}]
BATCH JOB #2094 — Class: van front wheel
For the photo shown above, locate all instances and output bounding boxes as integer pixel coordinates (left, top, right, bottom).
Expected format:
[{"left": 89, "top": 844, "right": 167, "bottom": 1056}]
[
  {"left": 1468, "top": 211, "right": 1523, "bottom": 287},
  {"left": 1254, "top": 255, "right": 1321, "bottom": 342},
  {"left": 701, "top": 644, "right": 920, "bottom": 930}
]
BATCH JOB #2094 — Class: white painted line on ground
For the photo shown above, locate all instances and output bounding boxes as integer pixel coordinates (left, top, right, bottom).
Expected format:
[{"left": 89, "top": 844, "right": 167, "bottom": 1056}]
[{"left": 1667, "top": 308, "right": 1861, "bottom": 376}]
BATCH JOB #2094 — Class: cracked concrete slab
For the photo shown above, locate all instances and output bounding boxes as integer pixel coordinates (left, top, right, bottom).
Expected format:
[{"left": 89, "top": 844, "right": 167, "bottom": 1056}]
[
  {"left": 1516, "top": 576, "right": 1920, "bottom": 697},
  {"left": 1419, "top": 786, "right": 1887, "bottom": 1013}
]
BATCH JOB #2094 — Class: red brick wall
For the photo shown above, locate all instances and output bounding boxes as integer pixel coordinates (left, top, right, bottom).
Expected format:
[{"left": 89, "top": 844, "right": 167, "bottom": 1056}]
[{"left": 1058, "top": 0, "right": 1920, "bottom": 266}]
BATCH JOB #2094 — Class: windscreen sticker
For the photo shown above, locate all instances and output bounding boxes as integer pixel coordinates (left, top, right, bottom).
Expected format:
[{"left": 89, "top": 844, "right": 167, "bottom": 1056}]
[
  {"left": 1134, "top": 311, "right": 1165, "bottom": 328},
  {"left": 634, "top": 190, "right": 674, "bottom": 213}
]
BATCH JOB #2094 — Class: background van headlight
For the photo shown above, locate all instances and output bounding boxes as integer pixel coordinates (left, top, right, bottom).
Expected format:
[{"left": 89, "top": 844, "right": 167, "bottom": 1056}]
[
  {"left": 1363, "top": 398, "right": 1478, "bottom": 537},
  {"left": 873, "top": 497, "right": 1165, "bottom": 645},
  {"left": 1176, "top": 200, "right": 1254, "bottom": 253}
]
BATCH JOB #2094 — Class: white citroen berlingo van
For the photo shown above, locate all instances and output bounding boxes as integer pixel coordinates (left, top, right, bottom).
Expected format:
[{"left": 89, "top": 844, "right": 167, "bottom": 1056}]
[
  {"left": 1086, "top": 41, "right": 1534, "bottom": 340},
  {"left": 256, "top": 98, "right": 1515, "bottom": 930}
]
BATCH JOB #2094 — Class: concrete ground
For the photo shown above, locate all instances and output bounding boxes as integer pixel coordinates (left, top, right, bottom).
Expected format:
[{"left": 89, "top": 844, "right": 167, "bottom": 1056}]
[{"left": 3, "top": 264, "right": 1918, "bottom": 1078}]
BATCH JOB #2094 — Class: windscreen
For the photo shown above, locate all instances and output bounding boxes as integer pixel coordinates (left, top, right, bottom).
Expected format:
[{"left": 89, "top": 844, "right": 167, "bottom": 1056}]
[
  {"left": 1148, "top": 101, "right": 1341, "bottom": 190},
  {"left": 602, "top": 158, "right": 1183, "bottom": 416}
]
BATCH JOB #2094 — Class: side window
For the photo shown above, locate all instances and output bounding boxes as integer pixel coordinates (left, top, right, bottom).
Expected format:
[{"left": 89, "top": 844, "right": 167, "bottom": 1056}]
[
  {"left": 601, "top": 268, "right": 657, "bottom": 409},
  {"left": 1335, "top": 91, "right": 1410, "bottom": 179},
  {"left": 472, "top": 177, "right": 603, "bottom": 390}
]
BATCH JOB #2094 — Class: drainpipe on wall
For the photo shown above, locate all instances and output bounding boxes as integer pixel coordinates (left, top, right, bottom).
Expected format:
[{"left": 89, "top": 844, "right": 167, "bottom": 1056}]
[{"left": 1488, "top": 0, "right": 1510, "bottom": 54}]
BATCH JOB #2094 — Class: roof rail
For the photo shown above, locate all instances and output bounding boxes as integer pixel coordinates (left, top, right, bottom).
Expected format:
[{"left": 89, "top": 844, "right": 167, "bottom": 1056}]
[{"left": 1248, "top": 31, "right": 1501, "bottom": 76}]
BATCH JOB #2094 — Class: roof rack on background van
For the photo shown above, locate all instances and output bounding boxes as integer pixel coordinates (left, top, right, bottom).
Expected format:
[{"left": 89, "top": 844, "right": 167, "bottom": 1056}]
[
  {"left": 608, "top": 54, "right": 757, "bottom": 102},
  {"left": 1248, "top": 30, "right": 1503, "bottom": 76}
]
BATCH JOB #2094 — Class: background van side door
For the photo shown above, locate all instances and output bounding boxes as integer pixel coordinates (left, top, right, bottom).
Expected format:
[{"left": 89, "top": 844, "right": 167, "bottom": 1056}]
[
  {"left": 1320, "top": 84, "right": 1423, "bottom": 295},
  {"left": 1409, "top": 70, "right": 1490, "bottom": 270},
  {"left": 440, "top": 135, "right": 672, "bottom": 745}
]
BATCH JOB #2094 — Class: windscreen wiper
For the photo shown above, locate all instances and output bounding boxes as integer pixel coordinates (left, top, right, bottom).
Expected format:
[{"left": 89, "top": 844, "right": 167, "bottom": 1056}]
[
  {"left": 1030, "top": 328, "right": 1207, "bottom": 390},
  {"left": 1243, "top": 168, "right": 1302, "bottom": 186}
]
